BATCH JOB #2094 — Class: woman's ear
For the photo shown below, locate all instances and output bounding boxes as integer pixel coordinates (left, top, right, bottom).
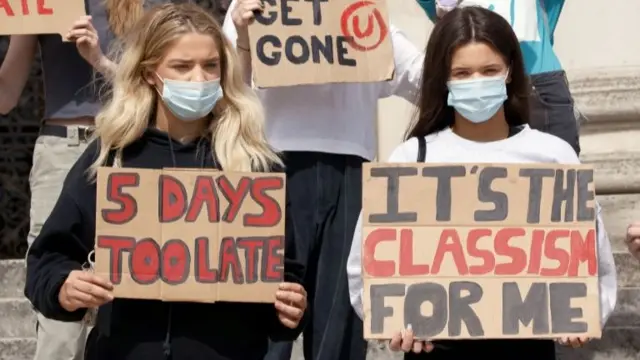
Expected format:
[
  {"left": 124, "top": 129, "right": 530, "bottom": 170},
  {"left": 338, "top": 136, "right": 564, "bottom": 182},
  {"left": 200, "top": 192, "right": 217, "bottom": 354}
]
[{"left": 143, "top": 70, "right": 157, "bottom": 86}]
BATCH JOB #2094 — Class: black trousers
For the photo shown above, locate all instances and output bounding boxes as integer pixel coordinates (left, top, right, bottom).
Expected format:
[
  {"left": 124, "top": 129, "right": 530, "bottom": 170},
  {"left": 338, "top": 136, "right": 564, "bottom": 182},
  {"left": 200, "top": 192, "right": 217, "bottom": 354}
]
[
  {"left": 404, "top": 339, "right": 557, "bottom": 359},
  {"left": 265, "top": 152, "right": 368, "bottom": 360},
  {"left": 529, "top": 70, "right": 581, "bottom": 155}
]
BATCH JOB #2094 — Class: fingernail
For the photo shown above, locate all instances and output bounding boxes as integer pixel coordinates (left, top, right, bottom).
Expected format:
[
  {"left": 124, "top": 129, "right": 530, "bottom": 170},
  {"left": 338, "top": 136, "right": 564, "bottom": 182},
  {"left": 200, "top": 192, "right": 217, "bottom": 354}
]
[{"left": 407, "top": 323, "right": 413, "bottom": 331}]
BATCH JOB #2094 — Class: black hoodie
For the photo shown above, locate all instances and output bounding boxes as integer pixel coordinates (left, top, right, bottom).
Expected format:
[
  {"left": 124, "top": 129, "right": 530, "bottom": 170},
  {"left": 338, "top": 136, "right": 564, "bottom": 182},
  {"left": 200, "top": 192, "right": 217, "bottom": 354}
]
[{"left": 25, "top": 128, "right": 306, "bottom": 360}]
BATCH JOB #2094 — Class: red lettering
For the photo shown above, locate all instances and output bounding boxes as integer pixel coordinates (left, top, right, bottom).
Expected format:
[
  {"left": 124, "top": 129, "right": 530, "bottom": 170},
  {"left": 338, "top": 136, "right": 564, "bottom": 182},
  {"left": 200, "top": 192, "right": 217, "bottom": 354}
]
[
  {"left": 0, "top": 0, "right": 14, "bottom": 16},
  {"left": 363, "top": 228, "right": 396, "bottom": 277},
  {"left": 466, "top": 228, "right": 494, "bottom": 275},
  {"left": 129, "top": 238, "right": 161, "bottom": 284},
  {"left": 161, "top": 239, "right": 190, "bottom": 284},
  {"left": 219, "top": 237, "right": 243, "bottom": 283},
  {"left": 568, "top": 229, "right": 597, "bottom": 276},
  {"left": 96, "top": 236, "right": 135, "bottom": 284},
  {"left": 21, "top": 0, "right": 28, "bottom": 15},
  {"left": 399, "top": 229, "right": 429, "bottom": 275},
  {"left": 194, "top": 237, "right": 218, "bottom": 283},
  {"left": 159, "top": 175, "right": 187, "bottom": 222},
  {"left": 237, "top": 238, "right": 264, "bottom": 283},
  {"left": 494, "top": 228, "right": 527, "bottom": 275},
  {"left": 185, "top": 176, "right": 219, "bottom": 222},
  {"left": 540, "top": 230, "right": 570, "bottom": 276},
  {"left": 102, "top": 173, "right": 139, "bottom": 224},
  {"left": 37, "top": 0, "right": 52, "bottom": 14},
  {"left": 431, "top": 229, "right": 468, "bottom": 275},
  {"left": 244, "top": 176, "right": 283, "bottom": 227},
  {"left": 527, "top": 229, "right": 545, "bottom": 275},
  {"left": 217, "top": 176, "right": 251, "bottom": 223},
  {"left": 263, "top": 236, "right": 284, "bottom": 282}
]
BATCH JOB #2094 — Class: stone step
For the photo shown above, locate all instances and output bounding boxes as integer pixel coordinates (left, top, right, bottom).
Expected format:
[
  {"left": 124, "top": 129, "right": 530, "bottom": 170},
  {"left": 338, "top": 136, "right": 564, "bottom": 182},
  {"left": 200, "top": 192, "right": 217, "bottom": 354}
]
[
  {"left": 0, "top": 260, "right": 25, "bottom": 298},
  {"left": 0, "top": 298, "right": 35, "bottom": 339},
  {"left": 0, "top": 338, "right": 36, "bottom": 360}
]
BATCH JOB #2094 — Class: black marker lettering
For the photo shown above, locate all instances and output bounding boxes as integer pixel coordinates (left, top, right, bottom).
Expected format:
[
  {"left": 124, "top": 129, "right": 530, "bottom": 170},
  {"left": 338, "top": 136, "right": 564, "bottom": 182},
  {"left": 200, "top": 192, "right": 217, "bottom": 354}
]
[
  {"left": 422, "top": 166, "right": 466, "bottom": 221},
  {"left": 369, "top": 167, "right": 418, "bottom": 223},
  {"left": 519, "top": 168, "right": 555, "bottom": 224},
  {"left": 475, "top": 166, "right": 508, "bottom": 221}
]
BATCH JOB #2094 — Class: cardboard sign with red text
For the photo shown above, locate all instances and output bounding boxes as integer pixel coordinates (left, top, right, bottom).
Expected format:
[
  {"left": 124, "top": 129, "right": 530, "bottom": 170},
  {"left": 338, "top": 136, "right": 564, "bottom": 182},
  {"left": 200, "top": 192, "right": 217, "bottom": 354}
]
[
  {"left": 247, "top": 0, "right": 395, "bottom": 87},
  {"left": 362, "top": 163, "right": 601, "bottom": 340},
  {"left": 0, "top": 0, "right": 85, "bottom": 37},
  {"left": 94, "top": 167, "right": 286, "bottom": 303}
]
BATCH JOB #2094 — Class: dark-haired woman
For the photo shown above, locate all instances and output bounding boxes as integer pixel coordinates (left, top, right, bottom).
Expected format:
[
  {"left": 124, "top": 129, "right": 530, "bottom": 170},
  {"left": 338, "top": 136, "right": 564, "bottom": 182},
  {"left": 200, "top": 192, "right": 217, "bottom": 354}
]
[
  {"left": 346, "top": 7, "right": 616, "bottom": 360},
  {"left": 416, "top": 0, "right": 582, "bottom": 155}
]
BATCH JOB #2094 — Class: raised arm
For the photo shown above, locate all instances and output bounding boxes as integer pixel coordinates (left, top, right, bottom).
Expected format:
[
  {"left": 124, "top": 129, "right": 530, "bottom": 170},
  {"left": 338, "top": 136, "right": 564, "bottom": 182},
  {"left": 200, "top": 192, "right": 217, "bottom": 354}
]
[
  {"left": 379, "top": 26, "right": 425, "bottom": 104},
  {"left": 0, "top": 35, "right": 38, "bottom": 114},
  {"left": 223, "top": 0, "right": 262, "bottom": 86}
]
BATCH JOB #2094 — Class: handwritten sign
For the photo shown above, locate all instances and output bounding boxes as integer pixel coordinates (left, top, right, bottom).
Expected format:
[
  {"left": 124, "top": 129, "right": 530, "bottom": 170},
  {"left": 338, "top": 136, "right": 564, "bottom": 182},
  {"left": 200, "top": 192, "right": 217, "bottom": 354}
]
[
  {"left": 247, "top": 0, "right": 394, "bottom": 87},
  {"left": 362, "top": 163, "right": 601, "bottom": 339},
  {"left": 0, "top": 0, "right": 85, "bottom": 36},
  {"left": 95, "top": 168, "right": 286, "bottom": 303}
]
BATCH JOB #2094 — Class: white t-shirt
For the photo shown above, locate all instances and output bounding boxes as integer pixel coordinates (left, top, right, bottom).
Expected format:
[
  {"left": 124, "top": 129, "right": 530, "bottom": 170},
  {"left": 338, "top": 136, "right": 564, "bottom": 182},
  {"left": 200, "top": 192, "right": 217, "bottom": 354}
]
[
  {"left": 222, "top": 1, "right": 424, "bottom": 160},
  {"left": 346, "top": 125, "right": 618, "bottom": 327}
]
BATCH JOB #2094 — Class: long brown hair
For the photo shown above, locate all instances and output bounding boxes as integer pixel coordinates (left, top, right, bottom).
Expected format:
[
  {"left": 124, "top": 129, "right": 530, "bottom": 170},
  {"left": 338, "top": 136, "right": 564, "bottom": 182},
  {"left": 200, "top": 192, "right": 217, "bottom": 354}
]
[
  {"left": 105, "top": 0, "right": 144, "bottom": 37},
  {"left": 406, "top": 6, "right": 530, "bottom": 140}
]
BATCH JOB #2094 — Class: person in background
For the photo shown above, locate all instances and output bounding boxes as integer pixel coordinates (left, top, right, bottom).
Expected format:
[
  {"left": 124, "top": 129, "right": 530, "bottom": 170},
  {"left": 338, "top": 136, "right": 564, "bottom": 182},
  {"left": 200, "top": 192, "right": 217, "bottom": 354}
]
[
  {"left": 24, "top": 4, "right": 307, "bottom": 359},
  {"left": 626, "top": 222, "right": 640, "bottom": 261},
  {"left": 224, "top": 0, "right": 425, "bottom": 359},
  {"left": 346, "top": 7, "right": 616, "bottom": 360},
  {"left": 0, "top": 1, "right": 196, "bottom": 359},
  {"left": 416, "top": 0, "right": 581, "bottom": 155}
]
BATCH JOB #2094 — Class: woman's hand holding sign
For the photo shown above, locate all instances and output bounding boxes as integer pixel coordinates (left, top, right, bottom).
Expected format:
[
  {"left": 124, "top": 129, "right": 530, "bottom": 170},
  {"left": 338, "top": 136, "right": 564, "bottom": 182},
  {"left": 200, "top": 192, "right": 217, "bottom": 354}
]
[
  {"left": 59, "top": 270, "right": 114, "bottom": 312},
  {"left": 274, "top": 282, "right": 307, "bottom": 328},
  {"left": 389, "top": 324, "right": 435, "bottom": 354}
]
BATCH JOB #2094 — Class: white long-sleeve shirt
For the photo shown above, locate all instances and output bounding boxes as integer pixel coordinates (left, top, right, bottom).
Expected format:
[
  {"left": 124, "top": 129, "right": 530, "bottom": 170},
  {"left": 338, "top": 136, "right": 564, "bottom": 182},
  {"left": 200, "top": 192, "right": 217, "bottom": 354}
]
[
  {"left": 222, "top": 2, "right": 424, "bottom": 160},
  {"left": 347, "top": 125, "right": 617, "bottom": 328}
]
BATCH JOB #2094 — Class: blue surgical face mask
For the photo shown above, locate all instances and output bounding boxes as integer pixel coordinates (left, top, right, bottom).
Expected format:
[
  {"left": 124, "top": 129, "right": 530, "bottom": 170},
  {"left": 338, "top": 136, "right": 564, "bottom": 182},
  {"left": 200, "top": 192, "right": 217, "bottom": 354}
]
[
  {"left": 156, "top": 75, "right": 223, "bottom": 122},
  {"left": 446, "top": 75, "right": 508, "bottom": 123}
]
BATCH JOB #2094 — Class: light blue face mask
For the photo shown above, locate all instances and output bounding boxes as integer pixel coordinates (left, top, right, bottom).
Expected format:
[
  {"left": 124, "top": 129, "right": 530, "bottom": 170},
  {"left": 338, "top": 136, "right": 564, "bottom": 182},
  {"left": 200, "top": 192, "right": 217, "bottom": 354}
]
[
  {"left": 157, "top": 75, "right": 224, "bottom": 122},
  {"left": 446, "top": 75, "right": 508, "bottom": 123}
]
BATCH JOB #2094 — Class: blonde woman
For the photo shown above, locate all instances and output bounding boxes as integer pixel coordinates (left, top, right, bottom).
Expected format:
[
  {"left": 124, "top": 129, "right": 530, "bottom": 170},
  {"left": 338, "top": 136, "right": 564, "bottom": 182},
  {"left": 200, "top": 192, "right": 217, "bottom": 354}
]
[
  {"left": 24, "top": 4, "right": 307, "bottom": 360},
  {"left": 0, "top": 1, "right": 189, "bottom": 359}
]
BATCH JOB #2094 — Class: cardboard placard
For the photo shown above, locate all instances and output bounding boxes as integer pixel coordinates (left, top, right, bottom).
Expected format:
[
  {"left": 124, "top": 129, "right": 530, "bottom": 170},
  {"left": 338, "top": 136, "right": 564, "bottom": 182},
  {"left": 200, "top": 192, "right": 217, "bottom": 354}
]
[
  {"left": 247, "top": 0, "right": 395, "bottom": 87},
  {"left": 0, "top": 0, "right": 85, "bottom": 37},
  {"left": 94, "top": 167, "right": 286, "bottom": 303},
  {"left": 362, "top": 163, "right": 601, "bottom": 340}
]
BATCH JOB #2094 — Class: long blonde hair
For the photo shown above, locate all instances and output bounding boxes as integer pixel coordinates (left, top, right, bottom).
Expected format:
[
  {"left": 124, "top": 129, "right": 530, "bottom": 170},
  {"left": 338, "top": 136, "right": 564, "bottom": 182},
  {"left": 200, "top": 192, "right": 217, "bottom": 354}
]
[
  {"left": 105, "top": 0, "right": 144, "bottom": 37},
  {"left": 89, "top": 3, "right": 281, "bottom": 177}
]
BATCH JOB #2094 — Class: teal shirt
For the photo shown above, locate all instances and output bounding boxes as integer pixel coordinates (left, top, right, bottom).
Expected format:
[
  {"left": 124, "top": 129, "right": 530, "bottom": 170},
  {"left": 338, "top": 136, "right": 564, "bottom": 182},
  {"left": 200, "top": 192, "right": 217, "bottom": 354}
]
[{"left": 417, "top": 0, "right": 564, "bottom": 75}]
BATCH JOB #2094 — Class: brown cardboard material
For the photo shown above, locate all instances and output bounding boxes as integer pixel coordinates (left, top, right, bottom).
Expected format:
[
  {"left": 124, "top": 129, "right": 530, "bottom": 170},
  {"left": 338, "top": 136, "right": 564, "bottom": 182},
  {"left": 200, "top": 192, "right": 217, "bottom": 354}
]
[
  {"left": 0, "top": 0, "right": 85, "bottom": 37},
  {"left": 362, "top": 163, "right": 601, "bottom": 340},
  {"left": 95, "top": 167, "right": 286, "bottom": 304},
  {"left": 247, "top": 0, "right": 395, "bottom": 87}
]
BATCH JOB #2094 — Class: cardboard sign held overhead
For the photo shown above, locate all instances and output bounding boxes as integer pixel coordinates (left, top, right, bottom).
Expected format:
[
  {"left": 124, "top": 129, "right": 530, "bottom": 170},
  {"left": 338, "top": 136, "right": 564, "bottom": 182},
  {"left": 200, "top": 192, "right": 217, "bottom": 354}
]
[
  {"left": 247, "top": 0, "right": 395, "bottom": 87},
  {"left": 362, "top": 163, "right": 601, "bottom": 340},
  {"left": 94, "top": 167, "right": 286, "bottom": 303},
  {"left": 0, "top": 0, "right": 86, "bottom": 37}
]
